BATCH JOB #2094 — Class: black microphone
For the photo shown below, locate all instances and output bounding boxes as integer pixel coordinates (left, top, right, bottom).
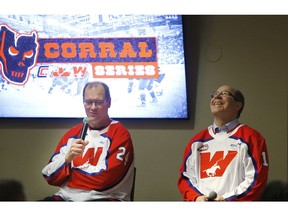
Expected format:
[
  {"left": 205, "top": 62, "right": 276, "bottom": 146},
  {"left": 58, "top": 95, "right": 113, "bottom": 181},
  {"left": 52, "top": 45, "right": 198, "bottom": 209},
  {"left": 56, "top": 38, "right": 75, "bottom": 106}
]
[
  {"left": 80, "top": 117, "right": 90, "bottom": 140},
  {"left": 208, "top": 191, "right": 217, "bottom": 201}
]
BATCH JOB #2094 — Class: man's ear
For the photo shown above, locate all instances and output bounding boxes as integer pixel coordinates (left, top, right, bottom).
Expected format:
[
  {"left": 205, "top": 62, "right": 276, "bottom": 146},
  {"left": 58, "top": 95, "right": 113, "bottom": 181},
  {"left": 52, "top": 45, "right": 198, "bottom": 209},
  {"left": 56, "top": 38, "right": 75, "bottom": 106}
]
[
  {"left": 107, "top": 98, "right": 111, "bottom": 108},
  {"left": 236, "top": 101, "right": 243, "bottom": 112}
]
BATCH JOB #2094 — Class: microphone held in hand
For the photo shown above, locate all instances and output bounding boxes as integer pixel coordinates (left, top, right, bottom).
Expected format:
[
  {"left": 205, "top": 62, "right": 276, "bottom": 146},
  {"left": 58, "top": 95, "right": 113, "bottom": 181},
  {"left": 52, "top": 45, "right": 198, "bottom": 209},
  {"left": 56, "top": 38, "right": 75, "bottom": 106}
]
[
  {"left": 208, "top": 191, "right": 217, "bottom": 201},
  {"left": 80, "top": 117, "right": 90, "bottom": 140}
]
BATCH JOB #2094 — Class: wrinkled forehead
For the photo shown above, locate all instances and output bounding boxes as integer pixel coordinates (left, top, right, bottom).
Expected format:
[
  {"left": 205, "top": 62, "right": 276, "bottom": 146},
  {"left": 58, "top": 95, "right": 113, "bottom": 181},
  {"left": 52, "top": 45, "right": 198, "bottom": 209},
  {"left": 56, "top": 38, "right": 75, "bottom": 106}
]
[{"left": 217, "top": 85, "right": 236, "bottom": 94}]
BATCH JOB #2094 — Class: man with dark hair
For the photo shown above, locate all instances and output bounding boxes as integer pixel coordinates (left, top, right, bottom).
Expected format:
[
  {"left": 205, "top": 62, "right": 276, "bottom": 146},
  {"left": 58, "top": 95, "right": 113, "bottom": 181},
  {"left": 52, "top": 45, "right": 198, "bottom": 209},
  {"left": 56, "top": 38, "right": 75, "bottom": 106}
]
[
  {"left": 0, "top": 179, "right": 26, "bottom": 201},
  {"left": 178, "top": 85, "right": 269, "bottom": 201},
  {"left": 261, "top": 180, "right": 288, "bottom": 201}
]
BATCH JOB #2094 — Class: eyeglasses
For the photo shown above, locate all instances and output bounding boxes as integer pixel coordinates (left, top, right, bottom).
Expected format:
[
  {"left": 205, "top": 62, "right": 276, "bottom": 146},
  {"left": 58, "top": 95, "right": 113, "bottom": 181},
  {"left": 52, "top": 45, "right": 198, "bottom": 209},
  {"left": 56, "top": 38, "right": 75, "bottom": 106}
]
[
  {"left": 210, "top": 91, "right": 237, "bottom": 100},
  {"left": 84, "top": 99, "right": 106, "bottom": 107}
]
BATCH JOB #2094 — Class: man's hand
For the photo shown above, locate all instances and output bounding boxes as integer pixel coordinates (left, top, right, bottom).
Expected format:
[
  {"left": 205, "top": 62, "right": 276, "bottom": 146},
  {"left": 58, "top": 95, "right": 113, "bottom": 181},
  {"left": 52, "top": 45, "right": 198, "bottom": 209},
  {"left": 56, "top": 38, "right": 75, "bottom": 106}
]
[
  {"left": 65, "top": 139, "right": 89, "bottom": 164},
  {"left": 195, "top": 195, "right": 207, "bottom": 201},
  {"left": 214, "top": 195, "right": 225, "bottom": 201},
  {"left": 195, "top": 194, "right": 225, "bottom": 201}
]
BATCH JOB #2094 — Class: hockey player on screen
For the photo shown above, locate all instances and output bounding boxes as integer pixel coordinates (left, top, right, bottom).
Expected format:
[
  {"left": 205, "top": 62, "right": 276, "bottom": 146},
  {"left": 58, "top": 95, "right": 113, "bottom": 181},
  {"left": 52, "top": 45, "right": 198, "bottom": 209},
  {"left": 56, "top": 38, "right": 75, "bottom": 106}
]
[
  {"left": 127, "top": 78, "right": 158, "bottom": 107},
  {"left": 153, "top": 66, "right": 165, "bottom": 96}
]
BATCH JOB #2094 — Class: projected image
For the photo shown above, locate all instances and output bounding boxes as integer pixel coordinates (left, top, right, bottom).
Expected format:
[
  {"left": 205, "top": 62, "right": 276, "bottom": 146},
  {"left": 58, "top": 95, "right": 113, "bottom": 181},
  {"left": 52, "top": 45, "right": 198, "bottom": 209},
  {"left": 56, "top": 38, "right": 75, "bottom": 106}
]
[{"left": 0, "top": 15, "right": 188, "bottom": 119}]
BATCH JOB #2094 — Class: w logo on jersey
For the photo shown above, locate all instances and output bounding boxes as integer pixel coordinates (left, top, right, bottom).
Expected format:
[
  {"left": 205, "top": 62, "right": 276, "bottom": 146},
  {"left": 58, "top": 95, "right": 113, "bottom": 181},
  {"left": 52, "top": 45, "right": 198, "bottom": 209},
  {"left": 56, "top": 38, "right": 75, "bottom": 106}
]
[
  {"left": 200, "top": 150, "right": 237, "bottom": 178},
  {"left": 0, "top": 25, "right": 39, "bottom": 85},
  {"left": 73, "top": 147, "right": 104, "bottom": 169}
]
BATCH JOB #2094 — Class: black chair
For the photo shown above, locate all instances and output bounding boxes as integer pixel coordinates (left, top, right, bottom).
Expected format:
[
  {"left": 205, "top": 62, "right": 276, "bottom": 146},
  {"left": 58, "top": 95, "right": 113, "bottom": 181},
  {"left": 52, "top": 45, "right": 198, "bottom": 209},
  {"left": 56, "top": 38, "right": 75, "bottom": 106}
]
[{"left": 130, "top": 167, "right": 136, "bottom": 201}]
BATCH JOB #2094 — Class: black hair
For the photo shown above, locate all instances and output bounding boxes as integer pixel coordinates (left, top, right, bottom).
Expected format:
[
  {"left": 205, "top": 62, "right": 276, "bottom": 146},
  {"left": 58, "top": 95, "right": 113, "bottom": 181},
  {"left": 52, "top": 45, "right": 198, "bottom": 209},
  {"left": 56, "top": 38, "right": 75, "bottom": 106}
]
[
  {"left": 261, "top": 180, "right": 288, "bottom": 201},
  {"left": 0, "top": 179, "right": 26, "bottom": 201},
  {"left": 234, "top": 89, "right": 245, "bottom": 118}
]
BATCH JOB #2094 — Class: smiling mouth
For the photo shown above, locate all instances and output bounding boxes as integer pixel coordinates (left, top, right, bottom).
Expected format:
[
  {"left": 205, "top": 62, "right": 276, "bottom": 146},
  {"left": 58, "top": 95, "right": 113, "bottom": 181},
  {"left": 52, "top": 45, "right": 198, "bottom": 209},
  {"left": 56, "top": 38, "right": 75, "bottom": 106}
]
[{"left": 213, "top": 100, "right": 223, "bottom": 105}]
